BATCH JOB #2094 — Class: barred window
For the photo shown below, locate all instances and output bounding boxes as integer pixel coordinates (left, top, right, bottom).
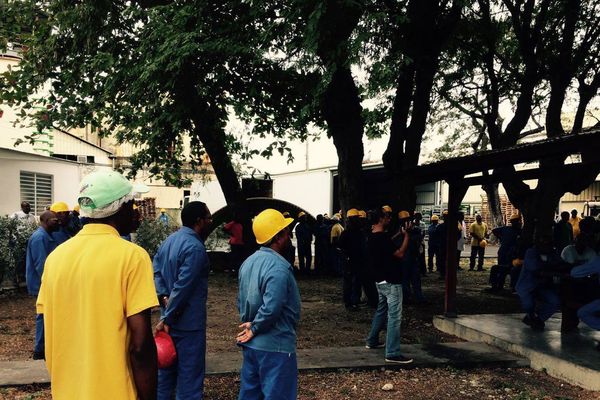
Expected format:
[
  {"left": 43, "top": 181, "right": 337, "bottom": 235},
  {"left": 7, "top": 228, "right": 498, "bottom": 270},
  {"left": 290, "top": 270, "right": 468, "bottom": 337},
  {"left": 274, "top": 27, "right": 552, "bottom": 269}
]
[{"left": 20, "top": 171, "right": 53, "bottom": 216}]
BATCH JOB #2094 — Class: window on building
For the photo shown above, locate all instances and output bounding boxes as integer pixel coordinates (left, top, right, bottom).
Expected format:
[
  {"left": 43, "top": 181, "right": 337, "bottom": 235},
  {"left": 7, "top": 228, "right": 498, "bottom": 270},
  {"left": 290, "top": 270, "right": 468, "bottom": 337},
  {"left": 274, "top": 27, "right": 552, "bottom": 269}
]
[{"left": 20, "top": 171, "right": 53, "bottom": 215}]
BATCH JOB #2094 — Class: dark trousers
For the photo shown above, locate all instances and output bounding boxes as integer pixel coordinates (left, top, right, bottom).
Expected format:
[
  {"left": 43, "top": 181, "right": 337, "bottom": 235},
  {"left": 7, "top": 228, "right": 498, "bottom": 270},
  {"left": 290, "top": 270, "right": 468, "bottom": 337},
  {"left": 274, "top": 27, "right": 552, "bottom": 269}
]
[
  {"left": 469, "top": 245, "right": 485, "bottom": 270},
  {"left": 489, "top": 264, "right": 510, "bottom": 289},
  {"left": 342, "top": 270, "right": 361, "bottom": 307},
  {"left": 314, "top": 243, "right": 327, "bottom": 274},
  {"left": 418, "top": 249, "right": 427, "bottom": 276},
  {"left": 402, "top": 259, "right": 425, "bottom": 302},
  {"left": 158, "top": 328, "right": 206, "bottom": 400},
  {"left": 428, "top": 246, "right": 440, "bottom": 272},
  {"left": 297, "top": 241, "right": 312, "bottom": 272},
  {"left": 229, "top": 244, "right": 245, "bottom": 272},
  {"left": 358, "top": 268, "right": 378, "bottom": 308},
  {"left": 239, "top": 347, "right": 297, "bottom": 400}
]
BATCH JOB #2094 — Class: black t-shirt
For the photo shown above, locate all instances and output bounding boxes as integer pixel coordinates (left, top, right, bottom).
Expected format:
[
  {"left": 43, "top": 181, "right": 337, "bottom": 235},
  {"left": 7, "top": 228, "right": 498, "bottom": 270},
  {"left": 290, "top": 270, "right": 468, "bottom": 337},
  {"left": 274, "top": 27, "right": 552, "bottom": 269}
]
[{"left": 368, "top": 231, "right": 402, "bottom": 284}]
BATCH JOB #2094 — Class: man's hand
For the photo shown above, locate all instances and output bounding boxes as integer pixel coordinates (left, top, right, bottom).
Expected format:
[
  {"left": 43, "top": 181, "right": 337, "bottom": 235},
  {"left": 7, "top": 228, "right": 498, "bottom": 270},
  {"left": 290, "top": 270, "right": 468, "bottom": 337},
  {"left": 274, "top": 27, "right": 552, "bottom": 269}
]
[
  {"left": 236, "top": 322, "right": 254, "bottom": 343},
  {"left": 155, "top": 319, "right": 170, "bottom": 335}
]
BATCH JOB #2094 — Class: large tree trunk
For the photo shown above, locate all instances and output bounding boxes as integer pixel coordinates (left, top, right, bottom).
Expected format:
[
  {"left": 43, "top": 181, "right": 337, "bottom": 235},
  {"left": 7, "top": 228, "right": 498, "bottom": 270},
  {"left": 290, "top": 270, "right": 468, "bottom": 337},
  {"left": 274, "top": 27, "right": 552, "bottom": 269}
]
[
  {"left": 321, "top": 67, "right": 365, "bottom": 214},
  {"left": 482, "top": 182, "right": 504, "bottom": 228}
]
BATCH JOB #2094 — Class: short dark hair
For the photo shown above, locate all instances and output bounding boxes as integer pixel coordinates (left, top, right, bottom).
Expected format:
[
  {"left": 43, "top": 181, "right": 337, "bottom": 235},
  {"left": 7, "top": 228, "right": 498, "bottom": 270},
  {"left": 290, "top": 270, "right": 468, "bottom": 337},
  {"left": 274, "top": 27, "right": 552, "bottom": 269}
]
[{"left": 181, "top": 201, "right": 209, "bottom": 228}]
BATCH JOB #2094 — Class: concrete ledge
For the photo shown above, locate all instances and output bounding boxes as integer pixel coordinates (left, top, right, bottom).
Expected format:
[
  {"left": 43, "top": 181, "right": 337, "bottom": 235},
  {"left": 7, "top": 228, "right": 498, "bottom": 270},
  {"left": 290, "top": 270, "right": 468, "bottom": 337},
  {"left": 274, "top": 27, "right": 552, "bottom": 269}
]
[
  {"left": 0, "top": 342, "right": 527, "bottom": 387},
  {"left": 433, "top": 313, "right": 600, "bottom": 391}
]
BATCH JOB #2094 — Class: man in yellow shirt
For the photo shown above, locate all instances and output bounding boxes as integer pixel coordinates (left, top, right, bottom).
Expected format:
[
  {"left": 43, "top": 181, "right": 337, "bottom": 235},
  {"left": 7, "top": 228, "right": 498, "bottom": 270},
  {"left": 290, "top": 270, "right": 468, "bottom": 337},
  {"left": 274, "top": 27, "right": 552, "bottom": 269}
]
[
  {"left": 469, "top": 214, "right": 488, "bottom": 271},
  {"left": 37, "top": 171, "right": 158, "bottom": 400},
  {"left": 569, "top": 209, "right": 582, "bottom": 238}
]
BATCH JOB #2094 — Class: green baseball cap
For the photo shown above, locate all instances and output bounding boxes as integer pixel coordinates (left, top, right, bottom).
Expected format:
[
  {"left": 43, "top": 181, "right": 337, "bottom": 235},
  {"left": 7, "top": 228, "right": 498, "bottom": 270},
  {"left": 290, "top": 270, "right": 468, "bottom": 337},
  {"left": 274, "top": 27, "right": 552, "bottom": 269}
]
[{"left": 78, "top": 171, "right": 139, "bottom": 211}]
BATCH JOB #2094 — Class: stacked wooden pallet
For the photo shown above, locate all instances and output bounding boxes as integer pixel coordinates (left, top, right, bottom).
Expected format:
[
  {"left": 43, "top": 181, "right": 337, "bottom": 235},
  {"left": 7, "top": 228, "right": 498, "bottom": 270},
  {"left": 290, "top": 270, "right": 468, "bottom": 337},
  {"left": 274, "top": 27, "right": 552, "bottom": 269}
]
[
  {"left": 135, "top": 197, "right": 157, "bottom": 220},
  {"left": 481, "top": 194, "right": 520, "bottom": 227}
]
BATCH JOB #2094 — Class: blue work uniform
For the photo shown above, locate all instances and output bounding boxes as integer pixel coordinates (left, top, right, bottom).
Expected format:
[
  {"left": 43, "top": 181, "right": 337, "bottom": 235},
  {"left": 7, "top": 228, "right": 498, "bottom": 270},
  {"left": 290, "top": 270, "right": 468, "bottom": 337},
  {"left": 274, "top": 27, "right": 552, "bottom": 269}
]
[
  {"left": 159, "top": 213, "right": 169, "bottom": 226},
  {"left": 26, "top": 227, "right": 58, "bottom": 355},
  {"left": 295, "top": 222, "right": 313, "bottom": 273},
  {"left": 571, "top": 256, "right": 600, "bottom": 330},
  {"left": 515, "top": 248, "right": 561, "bottom": 322},
  {"left": 237, "top": 247, "right": 301, "bottom": 400},
  {"left": 154, "top": 226, "right": 210, "bottom": 400},
  {"left": 51, "top": 226, "right": 72, "bottom": 246}
]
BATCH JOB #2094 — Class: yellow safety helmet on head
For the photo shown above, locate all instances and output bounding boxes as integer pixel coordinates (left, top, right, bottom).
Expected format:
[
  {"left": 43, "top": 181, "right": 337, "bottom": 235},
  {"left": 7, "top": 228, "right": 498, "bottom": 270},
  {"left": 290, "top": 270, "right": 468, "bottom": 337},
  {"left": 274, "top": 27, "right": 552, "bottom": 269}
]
[
  {"left": 253, "top": 209, "right": 294, "bottom": 245},
  {"left": 398, "top": 210, "right": 410, "bottom": 220},
  {"left": 480, "top": 239, "right": 487, "bottom": 248},
  {"left": 347, "top": 208, "right": 360, "bottom": 218},
  {"left": 431, "top": 215, "right": 439, "bottom": 221},
  {"left": 358, "top": 210, "right": 367, "bottom": 219},
  {"left": 160, "top": 208, "right": 166, "bottom": 213},
  {"left": 50, "top": 201, "right": 70, "bottom": 213},
  {"left": 382, "top": 205, "right": 392, "bottom": 213}
]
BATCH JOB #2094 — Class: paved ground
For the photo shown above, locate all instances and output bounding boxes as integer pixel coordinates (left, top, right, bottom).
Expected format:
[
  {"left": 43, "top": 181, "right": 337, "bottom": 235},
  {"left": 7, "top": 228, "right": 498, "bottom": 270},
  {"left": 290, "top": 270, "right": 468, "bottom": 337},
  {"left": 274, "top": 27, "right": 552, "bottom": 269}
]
[
  {"left": 434, "top": 313, "right": 600, "bottom": 391},
  {"left": 0, "top": 342, "right": 527, "bottom": 387}
]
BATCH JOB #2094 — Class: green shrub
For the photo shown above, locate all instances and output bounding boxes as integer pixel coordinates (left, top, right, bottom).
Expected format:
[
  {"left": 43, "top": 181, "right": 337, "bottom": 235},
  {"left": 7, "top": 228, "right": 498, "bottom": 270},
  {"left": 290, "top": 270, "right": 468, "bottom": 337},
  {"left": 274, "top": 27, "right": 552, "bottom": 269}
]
[
  {"left": 133, "top": 219, "right": 175, "bottom": 259},
  {"left": 0, "top": 216, "right": 37, "bottom": 287}
]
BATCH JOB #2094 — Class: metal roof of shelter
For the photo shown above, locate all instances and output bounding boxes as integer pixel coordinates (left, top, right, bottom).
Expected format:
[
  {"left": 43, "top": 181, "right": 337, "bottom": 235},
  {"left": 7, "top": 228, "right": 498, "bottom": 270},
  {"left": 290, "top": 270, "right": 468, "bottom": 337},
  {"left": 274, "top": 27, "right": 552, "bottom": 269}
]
[{"left": 407, "top": 127, "right": 600, "bottom": 318}]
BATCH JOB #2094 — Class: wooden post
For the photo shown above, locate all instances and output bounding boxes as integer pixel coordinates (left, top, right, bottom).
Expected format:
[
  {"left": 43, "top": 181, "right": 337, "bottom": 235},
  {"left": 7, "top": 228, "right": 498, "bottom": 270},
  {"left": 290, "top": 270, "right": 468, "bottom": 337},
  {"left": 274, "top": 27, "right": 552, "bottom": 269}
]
[{"left": 444, "top": 179, "right": 467, "bottom": 318}]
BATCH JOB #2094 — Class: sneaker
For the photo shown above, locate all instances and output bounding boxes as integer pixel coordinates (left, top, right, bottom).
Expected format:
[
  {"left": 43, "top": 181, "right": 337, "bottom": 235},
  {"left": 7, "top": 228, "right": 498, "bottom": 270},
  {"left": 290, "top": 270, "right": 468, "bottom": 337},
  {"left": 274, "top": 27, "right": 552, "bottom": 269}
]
[
  {"left": 365, "top": 342, "right": 385, "bottom": 349},
  {"left": 385, "top": 355, "right": 413, "bottom": 364}
]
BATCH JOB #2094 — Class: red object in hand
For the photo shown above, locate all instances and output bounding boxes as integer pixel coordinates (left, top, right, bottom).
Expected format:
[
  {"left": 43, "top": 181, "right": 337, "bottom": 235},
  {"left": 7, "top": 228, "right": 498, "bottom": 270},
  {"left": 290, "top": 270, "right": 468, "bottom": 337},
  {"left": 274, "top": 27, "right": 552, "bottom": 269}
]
[{"left": 155, "top": 331, "right": 177, "bottom": 369}]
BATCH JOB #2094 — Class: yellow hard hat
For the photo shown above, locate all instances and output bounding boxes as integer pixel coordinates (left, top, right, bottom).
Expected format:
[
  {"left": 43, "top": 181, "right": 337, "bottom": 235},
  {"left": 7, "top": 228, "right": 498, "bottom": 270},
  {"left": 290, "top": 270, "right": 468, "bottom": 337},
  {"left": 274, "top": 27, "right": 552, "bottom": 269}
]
[
  {"left": 253, "top": 209, "right": 294, "bottom": 245},
  {"left": 50, "top": 201, "right": 70, "bottom": 213},
  {"left": 382, "top": 205, "right": 392, "bottom": 213},
  {"left": 398, "top": 210, "right": 410, "bottom": 220},
  {"left": 73, "top": 204, "right": 80, "bottom": 212},
  {"left": 347, "top": 208, "right": 360, "bottom": 218},
  {"left": 480, "top": 239, "right": 487, "bottom": 248},
  {"left": 512, "top": 258, "right": 524, "bottom": 267},
  {"left": 358, "top": 210, "right": 367, "bottom": 219},
  {"left": 431, "top": 215, "right": 439, "bottom": 221},
  {"left": 298, "top": 211, "right": 306, "bottom": 218},
  {"left": 160, "top": 208, "right": 166, "bottom": 213},
  {"left": 442, "top": 210, "right": 449, "bottom": 216}
]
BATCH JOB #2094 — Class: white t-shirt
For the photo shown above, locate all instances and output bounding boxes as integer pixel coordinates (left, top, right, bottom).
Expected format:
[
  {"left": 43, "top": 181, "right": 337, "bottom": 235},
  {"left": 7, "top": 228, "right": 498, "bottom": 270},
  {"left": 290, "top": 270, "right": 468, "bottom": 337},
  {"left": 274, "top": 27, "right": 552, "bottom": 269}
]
[
  {"left": 12, "top": 211, "right": 37, "bottom": 224},
  {"left": 560, "top": 245, "right": 598, "bottom": 265}
]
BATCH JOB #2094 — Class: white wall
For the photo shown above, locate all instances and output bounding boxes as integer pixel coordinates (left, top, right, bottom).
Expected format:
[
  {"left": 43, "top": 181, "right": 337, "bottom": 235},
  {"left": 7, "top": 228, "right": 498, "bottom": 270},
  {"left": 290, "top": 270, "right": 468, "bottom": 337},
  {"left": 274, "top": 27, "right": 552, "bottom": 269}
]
[
  {"left": 189, "top": 178, "right": 228, "bottom": 214},
  {"left": 272, "top": 170, "right": 332, "bottom": 216},
  {"left": 0, "top": 149, "right": 113, "bottom": 216}
]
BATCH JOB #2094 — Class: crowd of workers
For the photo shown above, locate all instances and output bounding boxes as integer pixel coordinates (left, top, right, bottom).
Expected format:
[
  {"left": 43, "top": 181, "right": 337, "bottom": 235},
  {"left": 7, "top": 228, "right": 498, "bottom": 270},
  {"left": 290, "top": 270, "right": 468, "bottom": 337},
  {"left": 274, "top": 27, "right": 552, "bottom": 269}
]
[{"left": 7, "top": 171, "right": 600, "bottom": 399}]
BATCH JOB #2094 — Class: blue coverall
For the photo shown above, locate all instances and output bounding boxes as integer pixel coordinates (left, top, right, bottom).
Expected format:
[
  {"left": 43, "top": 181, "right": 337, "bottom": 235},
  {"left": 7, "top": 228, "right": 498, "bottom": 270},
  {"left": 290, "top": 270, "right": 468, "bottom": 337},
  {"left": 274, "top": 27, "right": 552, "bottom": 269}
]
[
  {"left": 515, "top": 248, "right": 561, "bottom": 322},
  {"left": 571, "top": 256, "right": 600, "bottom": 330},
  {"left": 237, "top": 247, "right": 301, "bottom": 400},
  {"left": 26, "top": 227, "right": 57, "bottom": 355},
  {"left": 154, "top": 226, "right": 210, "bottom": 400}
]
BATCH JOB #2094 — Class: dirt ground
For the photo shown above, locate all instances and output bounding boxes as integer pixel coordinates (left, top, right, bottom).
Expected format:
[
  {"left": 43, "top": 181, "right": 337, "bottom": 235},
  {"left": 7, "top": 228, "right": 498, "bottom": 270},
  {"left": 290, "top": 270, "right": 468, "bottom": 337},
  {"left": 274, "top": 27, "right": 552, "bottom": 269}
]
[
  {"left": 2, "top": 367, "right": 599, "bottom": 400},
  {"left": 0, "top": 259, "right": 519, "bottom": 360},
  {"left": 3, "top": 258, "right": 597, "bottom": 399}
]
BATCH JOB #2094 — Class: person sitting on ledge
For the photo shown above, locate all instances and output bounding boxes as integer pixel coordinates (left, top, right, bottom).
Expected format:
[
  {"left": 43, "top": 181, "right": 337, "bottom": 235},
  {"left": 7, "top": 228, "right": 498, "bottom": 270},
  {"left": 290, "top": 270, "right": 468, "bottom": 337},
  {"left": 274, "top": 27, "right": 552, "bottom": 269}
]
[{"left": 515, "top": 235, "right": 562, "bottom": 331}]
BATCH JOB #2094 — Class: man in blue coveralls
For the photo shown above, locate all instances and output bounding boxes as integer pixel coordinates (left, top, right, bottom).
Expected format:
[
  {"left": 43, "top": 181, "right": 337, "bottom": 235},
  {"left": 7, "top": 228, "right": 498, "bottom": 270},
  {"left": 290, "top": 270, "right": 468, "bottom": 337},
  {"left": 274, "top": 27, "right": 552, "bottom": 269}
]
[
  {"left": 236, "top": 209, "right": 301, "bottom": 400},
  {"left": 50, "top": 201, "right": 72, "bottom": 245},
  {"left": 154, "top": 201, "right": 212, "bottom": 400},
  {"left": 571, "top": 255, "right": 600, "bottom": 350},
  {"left": 26, "top": 210, "right": 59, "bottom": 359},
  {"left": 516, "top": 236, "right": 562, "bottom": 331}
]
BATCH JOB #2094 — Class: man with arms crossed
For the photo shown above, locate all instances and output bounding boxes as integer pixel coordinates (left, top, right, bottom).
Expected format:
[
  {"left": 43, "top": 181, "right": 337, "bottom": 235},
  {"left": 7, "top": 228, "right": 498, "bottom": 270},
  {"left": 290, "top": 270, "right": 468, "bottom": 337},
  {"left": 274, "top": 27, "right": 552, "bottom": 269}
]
[
  {"left": 236, "top": 209, "right": 301, "bottom": 400},
  {"left": 36, "top": 171, "right": 158, "bottom": 400}
]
